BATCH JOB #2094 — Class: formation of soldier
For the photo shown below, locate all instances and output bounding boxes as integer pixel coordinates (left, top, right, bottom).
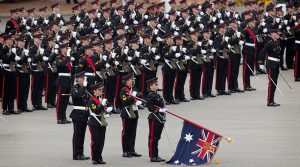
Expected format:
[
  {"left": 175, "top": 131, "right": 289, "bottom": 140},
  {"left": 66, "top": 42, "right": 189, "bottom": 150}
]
[{"left": 1, "top": 0, "right": 300, "bottom": 165}]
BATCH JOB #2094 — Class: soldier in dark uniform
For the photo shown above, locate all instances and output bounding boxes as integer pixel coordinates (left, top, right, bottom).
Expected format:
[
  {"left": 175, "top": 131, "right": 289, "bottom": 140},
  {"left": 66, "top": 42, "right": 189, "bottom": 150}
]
[
  {"left": 48, "top": 3, "right": 65, "bottom": 25},
  {"left": 284, "top": 3, "right": 296, "bottom": 69},
  {"left": 56, "top": 44, "right": 73, "bottom": 124},
  {"left": 5, "top": 9, "right": 20, "bottom": 33},
  {"left": 145, "top": 77, "right": 166, "bottom": 162},
  {"left": 70, "top": 71, "right": 90, "bottom": 160},
  {"left": 258, "top": 29, "right": 281, "bottom": 107},
  {"left": 87, "top": 82, "right": 111, "bottom": 165},
  {"left": 120, "top": 72, "right": 142, "bottom": 158},
  {"left": 294, "top": 16, "right": 300, "bottom": 81}
]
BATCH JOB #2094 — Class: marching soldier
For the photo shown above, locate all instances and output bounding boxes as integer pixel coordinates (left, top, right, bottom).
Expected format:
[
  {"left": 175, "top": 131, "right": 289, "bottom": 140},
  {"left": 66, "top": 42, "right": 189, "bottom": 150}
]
[
  {"left": 294, "top": 16, "right": 300, "bottom": 81},
  {"left": 5, "top": 9, "right": 20, "bottom": 33},
  {"left": 258, "top": 29, "right": 281, "bottom": 107},
  {"left": 120, "top": 72, "right": 142, "bottom": 158},
  {"left": 48, "top": 3, "right": 65, "bottom": 25},
  {"left": 145, "top": 77, "right": 166, "bottom": 162},
  {"left": 70, "top": 72, "right": 90, "bottom": 160}
]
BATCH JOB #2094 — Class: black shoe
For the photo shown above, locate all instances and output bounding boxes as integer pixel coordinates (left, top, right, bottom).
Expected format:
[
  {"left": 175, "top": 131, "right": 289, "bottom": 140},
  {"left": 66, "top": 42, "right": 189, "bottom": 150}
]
[
  {"left": 63, "top": 119, "right": 72, "bottom": 124},
  {"left": 130, "top": 152, "right": 142, "bottom": 157},
  {"left": 112, "top": 109, "right": 121, "bottom": 114},
  {"left": 2, "top": 110, "right": 11, "bottom": 115},
  {"left": 191, "top": 96, "right": 205, "bottom": 100},
  {"left": 209, "top": 93, "right": 216, "bottom": 97},
  {"left": 24, "top": 108, "right": 33, "bottom": 112},
  {"left": 123, "top": 152, "right": 133, "bottom": 157},
  {"left": 37, "top": 106, "right": 48, "bottom": 110},
  {"left": 223, "top": 91, "right": 231, "bottom": 95},
  {"left": 57, "top": 120, "right": 65, "bottom": 124},
  {"left": 92, "top": 160, "right": 99, "bottom": 165},
  {"left": 11, "top": 110, "right": 21, "bottom": 114},
  {"left": 295, "top": 78, "right": 300, "bottom": 81},
  {"left": 170, "top": 99, "right": 180, "bottom": 104},
  {"left": 229, "top": 89, "right": 236, "bottom": 93},
  {"left": 245, "top": 87, "right": 256, "bottom": 91},
  {"left": 177, "top": 98, "right": 190, "bottom": 102},
  {"left": 165, "top": 101, "right": 171, "bottom": 105},
  {"left": 150, "top": 157, "right": 161, "bottom": 162},
  {"left": 137, "top": 105, "right": 144, "bottom": 110},
  {"left": 157, "top": 156, "right": 166, "bottom": 162},
  {"left": 47, "top": 104, "right": 55, "bottom": 108},
  {"left": 235, "top": 88, "right": 244, "bottom": 93},
  {"left": 203, "top": 94, "right": 209, "bottom": 98},
  {"left": 267, "top": 102, "right": 280, "bottom": 107},
  {"left": 98, "top": 159, "right": 106, "bottom": 164},
  {"left": 216, "top": 91, "right": 224, "bottom": 96},
  {"left": 73, "top": 155, "right": 90, "bottom": 160},
  {"left": 17, "top": 109, "right": 23, "bottom": 113}
]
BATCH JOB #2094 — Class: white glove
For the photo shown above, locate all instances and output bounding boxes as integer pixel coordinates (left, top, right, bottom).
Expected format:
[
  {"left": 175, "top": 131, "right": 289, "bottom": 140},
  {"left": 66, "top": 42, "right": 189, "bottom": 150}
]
[
  {"left": 265, "top": 12, "right": 268, "bottom": 17},
  {"left": 235, "top": 13, "right": 239, "bottom": 19},
  {"left": 157, "top": 24, "right": 162, "bottom": 28},
  {"left": 93, "top": 29, "right": 99, "bottom": 33},
  {"left": 114, "top": 61, "right": 120, "bottom": 66},
  {"left": 212, "top": 17, "right": 217, "bottom": 22},
  {"left": 182, "top": 48, "right": 187, "bottom": 53},
  {"left": 199, "top": 24, "right": 204, "bottom": 29},
  {"left": 279, "top": 25, "right": 282, "bottom": 29},
  {"left": 175, "top": 53, "right": 181, "bottom": 58},
  {"left": 131, "top": 13, "right": 136, "bottom": 19},
  {"left": 76, "top": 40, "right": 80, "bottom": 44},
  {"left": 140, "top": 59, "right": 146, "bottom": 65},
  {"left": 26, "top": 26, "right": 30, "bottom": 30},
  {"left": 239, "top": 41, "right": 244, "bottom": 45},
  {"left": 67, "top": 48, "right": 71, "bottom": 57},
  {"left": 154, "top": 29, "right": 159, "bottom": 35},
  {"left": 155, "top": 55, "right": 160, "bottom": 60},
  {"left": 106, "top": 107, "right": 113, "bottom": 113},
  {"left": 185, "top": 55, "right": 190, "bottom": 60},
  {"left": 176, "top": 11, "right": 181, "bottom": 16},
  {"left": 76, "top": 16, "right": 81, "bottom": 22},
  {"left": 208, "top": 40, "right": 213, "bottom": 45},
  {"left": 236, "top": 31, "right": 241, "bottom": 38},
  {"left": 173, "top": 31, "right": 179, "bottom": 36},
  {"left": 39, "top": 48, "right": 45, "bottom": 55},
  {"left": 186, "top": 20, "right": 191, "bottom": 26},
  {"left": 59, "top": 20, "right": 64, "bottom": 26},
  {"left": 172, "top": 46, "right": 177, "bottom": 51},
  {"left": 44, "top": 19, "right": 49, "bottom": 24},
  {"left": 156, "top": 37, "right": 163, "bottom": 42},
  {"left": 171, "top": 23, "right": 176, "bottom": 29},
  {"left": 54, "top": 49, "right": 59, "bottom": 54},
  {"left": 189, "top": 27, "right": 195, "bottom": 32},
  {"left": 124, "top": 25, "right": 129, "bottom": 30},
  {"left": 27, "top": 57, "right": 32, "bottom": 63},
  {"left": 165, "top": 13, "right": 169, "bottom": 19},
  {"left": 261, "top": 22, "right": 266, "bottom": 26},
  {"left": 151, "top": 48, "right": 156, "bottom": 53},
  {"left": 196, "top": 16, "right": 201, "bottom": 22},
  {"left": 91, "top": 23, "right": 96, "bottom": 28},
  {"left": 227, "top": 44, "right": 232, "bottom": 48},
  {"left": 42, "top": 56, "right": 49, "bottom": 61},
  {"left": 72, "top": 32, "right": 77, "bottom": 38},
  {"left": 263, "top": 28, "right": 268, "bottom": 33},
  {"left": 159, "top": 108, "right": 166, "bottom": 113},
  {"left": 220, "top": 20, "right": 224, "bottom": 24},
  {"left": 105, "top": 63, "right": 110, "bottom": 68},
  {"left": 144, "top": 15, "right": 149, "bottom": 19},
  {"left": 56, "top": 35, "right": 61, "bottom": 41},
  {"left": 83, "top": 76, "right": 87, "bottom": 86},
  {"left": 201, "top": 50, "right": 206, "bottom": 54},
  {"left": 135, "top": 51, "right": 140, "bottom": 57},
  {"left": 284, "top": 20, "right": 288, "bottom": 25},
  {"left": 217, "top": 12, "right": 222, "bottom": 19},
  {"left": 276, "top": 18, "right": 280, "bottom": 23},
  {"left": 200, "top": 11, "right": 204, "bottom": 16},
  {"left": 112, "top": 53, "right": 116, "bottom": 58},
  {"left": 211, "top": 48, "right": 216, "bottom": 53},
  {"left": 133, "top": 20, "right": 138, "bottom": 25},
  {"left": 24, "top": 49, "right": 29, "bottom": 56},
  {"left": 22, "top": 19, "right": 27, "bottom": 25},
  {"left": 135, "top": 100, "right": 142, "bottom": 106},
  {"left": 71, "top": 57, "right": 75, "bottom": 61},
  {"left": 287, "top": 26, "right": 291, "bottom": 31},
  {"left": 226, "top": 12, "right": 230, "bottom": 17},
  {"left": 132, "top": 91, "right": 138, "bottom": 97},
  {"left": 121, "top": 18, "right": 126, "bottom": 23},
  {"left": 33, "top": 20, "right": 38, "bottom": 25},
  {"left": 296, "top": 22, "right": 299, "bottom": 26},
  {"left": 97, "top": 13, "right": 101, "bottom": 18},
  {"left": 127, "top": 56, "right": 132, "bottom": 61},
  {"left": 56, "top": 13, "right": 61, "bottom": 18},
  {"left": 237, "top": 21, "right": 241, "bottom": 25},
  {"left": 106, "top": 21, "right": 111, "bottom": 26},
  {"left": 139, "top": 37, "right": 143, "bottom": 44},
  {"left": 79, "top": 23, "right": 84, "bottom": 28},
  {"left": 224, "top": 36, "right": 229, "bottom": 42},
  {"left": 124, "top": 48, "right": 129, "bottom": 54},
  {"left": 293, "top": 15, "right": 297, "bottom": 20},
  {"left": 15, "top": 56, "right": 21, "bottom": 61},
  {"left": 101, "top": 99, "right": 108, "bottom": 106},
  {"left": 197, "top": 41, "right": 202, "bottom": 46},
  {"left": 198, "top": 5, "right": 202, "bottom": 10},
  {"left": 259, "top": 65, "right": 266, "bottom": 71},
  {"left": 12, "top": 48, "right": 17, "bottom": 54}
]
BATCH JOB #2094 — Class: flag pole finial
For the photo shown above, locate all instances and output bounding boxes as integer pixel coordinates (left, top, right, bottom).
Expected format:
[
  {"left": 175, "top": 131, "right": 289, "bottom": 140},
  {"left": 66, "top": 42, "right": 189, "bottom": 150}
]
[
  {"left": 224, "top": 137, "right": 233, "bottom": 143},
  {"left": 214, "top": 159, "right": 221, "bottom": 165}
]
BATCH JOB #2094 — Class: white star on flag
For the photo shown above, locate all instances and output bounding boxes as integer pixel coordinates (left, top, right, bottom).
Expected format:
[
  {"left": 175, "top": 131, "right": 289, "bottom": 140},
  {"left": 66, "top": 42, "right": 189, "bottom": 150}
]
[
  {"left": 184, "top": 133, "right": 193, "bottom": 142},
  {"left": 189, "top": 159, "right": 194, "bottom": 163},
  {"left": 174, "top": 160, "right": 180, "bottom": 164}
]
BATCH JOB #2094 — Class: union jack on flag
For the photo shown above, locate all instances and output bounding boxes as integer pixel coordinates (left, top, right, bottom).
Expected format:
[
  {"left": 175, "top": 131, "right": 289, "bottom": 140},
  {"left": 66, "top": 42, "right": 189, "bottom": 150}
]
[{"left": 166, "top": 121, "right": 222, "bottom": 166}]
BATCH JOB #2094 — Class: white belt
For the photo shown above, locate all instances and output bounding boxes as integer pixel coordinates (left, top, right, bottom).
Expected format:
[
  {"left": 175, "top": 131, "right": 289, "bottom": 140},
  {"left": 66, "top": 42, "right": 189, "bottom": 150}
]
[
  {"left": 295, "top": 40, "right": 300, "bottom": 44},
  {"left": 209, "top": 56, "right": 214, "bottom": 59},
  {"left": 2, "top": 64, "right": 9, "bottom": 67},
  {"left": 58, "top": 73, "right": 71, "bottom": 76},
  {"left": 268, "top": 57, "right": 280, "bottom": 62},
  {"left": 85, "top": 72, "right": 95, "bottom": 76},
  {"left": 245, "top": 43, "right": 255, "bottom": 47},
  {"left": 16, "top": 64, "right": 22, "bottom": 67},
  {"left": 73, "top": 106, "right": 86, "bottom": 110}
]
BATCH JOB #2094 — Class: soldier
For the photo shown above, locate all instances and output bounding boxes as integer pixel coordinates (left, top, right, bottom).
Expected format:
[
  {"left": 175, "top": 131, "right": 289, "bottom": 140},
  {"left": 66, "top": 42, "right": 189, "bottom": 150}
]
[
  {"left": 56, "top": 44, "right": 73, "bottom": 124},
  {"left": 284, "top": 3, "right": 296, "bottom": 69},
  {"left": 145, "top": 77, "right": 166, "bottom": 162},
  {"left": 48, "top": 3, "right": 65, "bottom": 25},
  {"left": 1, "top": 34, "right": 19, "bottom": 115},
  {"left": 294, "top": 16, "right": 300, "bottom": 81},
  {"left": 87, "top": 82, "right": 111, "bottom": 165},
  {"left": 70, "top": 71, "right": 90, "bottom": 160},
  {"left": 258, "top": 29, "right": 281, "bottom": 107},
  {"left": 120, "top": 72, "right": 142, "bottom": 158},
  {"left": 5, "top": 9, "right": 20, "bottom": 33}
]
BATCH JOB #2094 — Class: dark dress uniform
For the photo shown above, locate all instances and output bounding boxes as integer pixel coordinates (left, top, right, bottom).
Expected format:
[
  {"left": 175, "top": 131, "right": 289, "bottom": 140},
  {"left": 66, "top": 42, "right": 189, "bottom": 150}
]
[
  {"left": 87, "top": 96, "right": 107, "bottom": 164},
  {"left": 5, "top": 16, "right": 20, "bottom": 33},
  {"left": 119, "top": 77, "right": 141, "bottom": 157},
  {"left": 258, "top": 36, "right": 281, "bottom": 106},
  {"left": 294, "top": 25, "right": 300, "bottom": 81},
  {"left": 56, "top": 54, "right": 72, "bottom": 123},
  {"left": 78, "top": 55, "right": 98, "bottom": 92},
  {"left": 70, "top": 77, "right": 89, "bottom": 160},
  {"left": 145, "top": 78, "right": 166, "bottom": 162}
]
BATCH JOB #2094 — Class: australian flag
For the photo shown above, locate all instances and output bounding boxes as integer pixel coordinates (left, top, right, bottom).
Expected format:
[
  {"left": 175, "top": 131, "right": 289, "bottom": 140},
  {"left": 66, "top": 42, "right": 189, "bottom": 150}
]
[{"left": 166, "top": 121, "right": 222, "bottom": 166}]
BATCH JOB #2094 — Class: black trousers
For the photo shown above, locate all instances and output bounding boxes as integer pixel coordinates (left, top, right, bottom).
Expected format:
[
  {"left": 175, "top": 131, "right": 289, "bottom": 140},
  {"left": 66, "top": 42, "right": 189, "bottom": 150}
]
[
  {"left": 148, "top": 119, "right": 164, "bottom": 158},
  {"left": 189, "top": 65, "right": 203, "bottom": 98},
  {"left": 174, "top": 69, "right": 188, "bottom": 100},
  {"left": 267, "top": 67, "right": 279, "bottom": 103},
  {"left": 256, "top": 42, "right": 265, "bottom": 71},
  {"left": 121, "top": 118, "right": 138, "bottom": 153},
  {"left": 72, "top": 120, "right": 88, "bottom": 158},
  {"left": 162, "top": 65, "right": 176, "bottom": 102},
  {"left": 294, "top": 47, "right": 300, "bottom": 79},
  {"left": 215, "top": 57, "right": 228, "bottom": 92},
  {"left": 140, "top": 69, "right": 156, "bottom": 96},
  {"left": 104, "top": 75, "right": 116, "bottom": 108},
  {"left": 202, "top": 61, "right": 214, "bottom": 95},
  {"left": 45, "top": 73, "right": 57, "bottom": 105},
  {"left": 31, "top": 73, "right": 44, "bottom": 107},
  {"left": 243, "top": 47, "right": 255, "bottom": 88},
  {"left": 16, "top": 73, "right": 30, "bottom": 110},
  {"left": 228, "top": 53, "right": 241, "bottom": 90},
  {"left": 114, "top": 72, "right": 127, "bottom": 110},
  {"left": 2, "top": 72, "right": 16, "bottom": 111},
  {"left": 89, "top": 125, "right": 106, "bottom": 161},
  {"left": 86, "top": 76, "right": 96, "bottom": 93},
  {"left": 285, "top": 38, "right": 295, "bottom": 68},
  {"left": 56, "top": 86, "right": 70, "bottom": 120}
]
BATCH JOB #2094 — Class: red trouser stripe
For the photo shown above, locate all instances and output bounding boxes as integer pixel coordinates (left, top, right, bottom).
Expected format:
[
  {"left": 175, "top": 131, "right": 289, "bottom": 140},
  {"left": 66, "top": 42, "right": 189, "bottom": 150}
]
[{"left": 149, "top": 120, "right": 155, "bottom": 158}]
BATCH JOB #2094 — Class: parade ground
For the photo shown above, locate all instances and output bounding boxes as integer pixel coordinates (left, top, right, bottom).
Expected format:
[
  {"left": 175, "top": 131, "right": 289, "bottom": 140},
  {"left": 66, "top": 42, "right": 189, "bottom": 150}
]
[{"left": 0, "top": 68, "right": 299, "bottom": 167}]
